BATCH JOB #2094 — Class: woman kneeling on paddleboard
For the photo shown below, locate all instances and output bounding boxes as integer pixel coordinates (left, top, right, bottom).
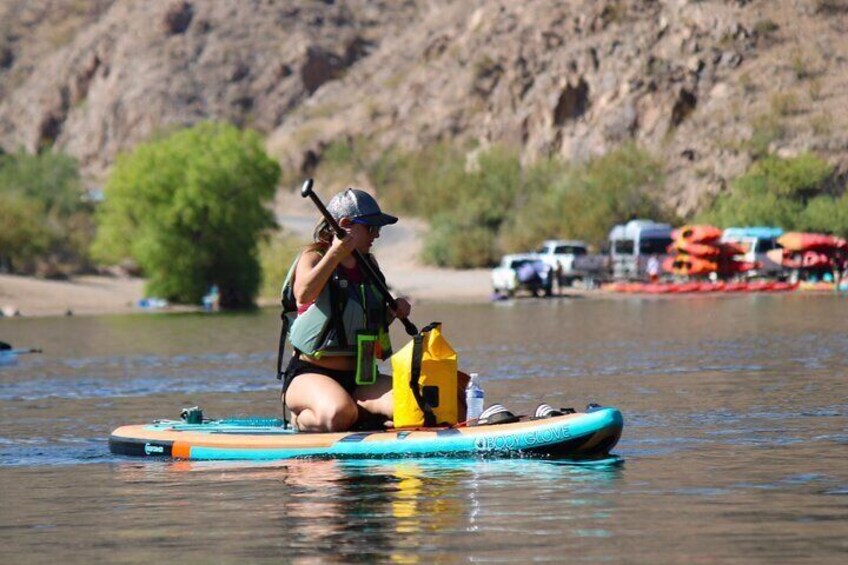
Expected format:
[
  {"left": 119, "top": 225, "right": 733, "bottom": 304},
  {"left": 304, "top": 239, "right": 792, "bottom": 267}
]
[{"left": 280, "top": 188, "right": 411, "bottom": 432}]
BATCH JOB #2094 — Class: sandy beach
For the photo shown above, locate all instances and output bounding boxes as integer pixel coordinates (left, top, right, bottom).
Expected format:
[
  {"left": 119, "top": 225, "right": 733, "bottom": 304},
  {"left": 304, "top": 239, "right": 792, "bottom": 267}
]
[
  {"left": 0, "top": 195, "right": 494, "bottom": 317},
  {"left": 0, "top": 266, "right": 492, "bottom": 318}
]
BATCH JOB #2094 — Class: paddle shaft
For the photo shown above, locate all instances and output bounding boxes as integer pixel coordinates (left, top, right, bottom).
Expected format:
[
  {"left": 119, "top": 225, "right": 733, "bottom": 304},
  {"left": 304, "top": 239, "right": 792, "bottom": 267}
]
[{"left": 300, "top": 179, "right": 418, "bottom": 336}]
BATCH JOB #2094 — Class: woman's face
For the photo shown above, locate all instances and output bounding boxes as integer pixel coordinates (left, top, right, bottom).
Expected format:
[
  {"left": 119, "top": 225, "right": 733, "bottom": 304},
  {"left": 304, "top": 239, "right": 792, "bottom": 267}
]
[{"left": 343, "top": 219, "right": 381, "bottom": 251}]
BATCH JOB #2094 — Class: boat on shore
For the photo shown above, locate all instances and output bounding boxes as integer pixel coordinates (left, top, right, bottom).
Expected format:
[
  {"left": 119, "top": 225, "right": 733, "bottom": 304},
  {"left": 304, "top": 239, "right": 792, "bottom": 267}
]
[{"left": 604, "top": 281, "right": 798, "bottom": 294}]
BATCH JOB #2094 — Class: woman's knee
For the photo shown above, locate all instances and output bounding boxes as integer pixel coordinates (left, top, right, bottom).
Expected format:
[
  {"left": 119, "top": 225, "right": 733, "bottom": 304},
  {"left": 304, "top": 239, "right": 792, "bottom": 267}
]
[{"left": 315, "top": 401, "right": 358, "bottom": 432}]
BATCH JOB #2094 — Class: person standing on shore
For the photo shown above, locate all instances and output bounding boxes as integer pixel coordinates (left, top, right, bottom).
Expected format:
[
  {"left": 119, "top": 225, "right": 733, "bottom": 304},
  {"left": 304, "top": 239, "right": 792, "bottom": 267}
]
[
  {"left": 647, "top": 254, "right": 661, "bottom": 283},
  {"left": 280, "top": 189, "right": 411, "bottom": 432}
]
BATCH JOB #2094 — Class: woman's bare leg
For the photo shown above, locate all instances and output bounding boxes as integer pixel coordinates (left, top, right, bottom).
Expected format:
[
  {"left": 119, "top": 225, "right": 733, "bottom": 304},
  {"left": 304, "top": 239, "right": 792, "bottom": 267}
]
[
  {"left": 284, "top": 373, "right": 358, "bottom": 432},
  {"left": 354, "top": 373, "right": 393, "bottom": 421}
]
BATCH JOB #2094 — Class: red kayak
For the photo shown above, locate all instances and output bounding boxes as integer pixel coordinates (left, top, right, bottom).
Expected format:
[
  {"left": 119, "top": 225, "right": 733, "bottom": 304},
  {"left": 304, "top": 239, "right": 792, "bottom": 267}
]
[
  {"left": 668, "top": 240, "right": 721, "bottom": 258},
  {"left": 671, "top": 225, "right": 722, "bottom": 243},
  {"left": 802, "top": 251, "right": 832, "bottom": 268},
  {"left": 723, "top": 281, "right": 749, "bottom": 292},
  {"left": 777, "top": 232, "right": 847, "bottom": 252},
  {"left": 746, "top": 280, "right": 775, "bottom": 292}
]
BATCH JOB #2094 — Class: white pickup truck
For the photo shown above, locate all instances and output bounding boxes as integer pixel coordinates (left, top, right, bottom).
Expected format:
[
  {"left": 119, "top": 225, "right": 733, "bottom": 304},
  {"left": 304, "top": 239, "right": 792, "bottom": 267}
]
[
  {"left": 491, "top": 254, "right": 554, "bottom": 297},
  {"left": 535, "top": 240, "right": 609, "bottom": 287}
]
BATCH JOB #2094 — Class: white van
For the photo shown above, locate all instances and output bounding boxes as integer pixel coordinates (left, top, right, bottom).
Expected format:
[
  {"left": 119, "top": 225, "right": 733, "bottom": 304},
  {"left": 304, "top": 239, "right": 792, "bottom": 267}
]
[
  {"left": 609, "top": 219, "right": 673, "bottom": 280},
  {"left": 720, "top": 227, "right": 784, "bottom": 277}
]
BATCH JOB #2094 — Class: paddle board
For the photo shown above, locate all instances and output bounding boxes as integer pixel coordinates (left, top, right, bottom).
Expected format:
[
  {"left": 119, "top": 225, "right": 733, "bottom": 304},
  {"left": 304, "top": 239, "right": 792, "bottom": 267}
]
[{"left": 109, "top": 406, "right": 624, "bottom": 461}]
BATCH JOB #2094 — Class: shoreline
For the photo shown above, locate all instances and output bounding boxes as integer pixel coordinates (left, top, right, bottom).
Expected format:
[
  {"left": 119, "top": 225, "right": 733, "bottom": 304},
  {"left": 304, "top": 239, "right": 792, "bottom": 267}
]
[{"left": 0, "top": 267, "right": 498, "bottom": 319}]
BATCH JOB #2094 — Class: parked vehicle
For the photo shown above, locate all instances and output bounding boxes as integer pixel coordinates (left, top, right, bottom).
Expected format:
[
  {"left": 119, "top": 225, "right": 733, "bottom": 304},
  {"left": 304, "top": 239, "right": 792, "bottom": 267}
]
[
  {"left": 721, "top": 227, "right": 784, "bottom": 277},
  {"left": 491, "top": 254, "right": 554, "bottom": 297},
  {"left": 609, "top": 220, "right": 673, "bottom": 280},
  {"left": 535, "top": 240, "right": 609, "bottom": 287}
]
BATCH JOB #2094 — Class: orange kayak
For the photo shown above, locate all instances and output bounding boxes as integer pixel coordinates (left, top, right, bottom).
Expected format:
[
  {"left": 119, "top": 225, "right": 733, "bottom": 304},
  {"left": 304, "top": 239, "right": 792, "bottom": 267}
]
[
  {"left": 671, "top": 225, "right": 722, "bottom": 243},
  {"left": 671, "top": 255, "right": 718, "bottom": 275},
  {"left": 777, "top": 232, "right": 847, "bottom": 252},
  {"left": 668, "top": 240, "right": 721, "bottom": 257}
]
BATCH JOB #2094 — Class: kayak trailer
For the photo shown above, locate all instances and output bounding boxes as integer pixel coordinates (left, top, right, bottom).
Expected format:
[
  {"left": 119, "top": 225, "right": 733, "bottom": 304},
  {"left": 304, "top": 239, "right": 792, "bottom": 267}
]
[{"left": 109, "top": 406, "right": 623, "bottom": 461}]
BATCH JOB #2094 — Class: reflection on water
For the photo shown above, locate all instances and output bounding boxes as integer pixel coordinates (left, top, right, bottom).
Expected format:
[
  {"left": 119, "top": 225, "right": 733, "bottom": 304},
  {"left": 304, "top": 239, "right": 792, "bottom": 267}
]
[
  {"left": 101, "top": 457, "right": 623, "bottom": 562},
  {"left": 2, "top": 295, "right": 848, "bottom": 561}
]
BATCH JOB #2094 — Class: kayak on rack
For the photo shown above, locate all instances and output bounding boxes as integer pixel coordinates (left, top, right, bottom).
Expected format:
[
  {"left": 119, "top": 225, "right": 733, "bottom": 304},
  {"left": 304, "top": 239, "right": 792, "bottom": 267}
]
[{"left": 109, "top": 406, "right": 624, "bottom": 461}]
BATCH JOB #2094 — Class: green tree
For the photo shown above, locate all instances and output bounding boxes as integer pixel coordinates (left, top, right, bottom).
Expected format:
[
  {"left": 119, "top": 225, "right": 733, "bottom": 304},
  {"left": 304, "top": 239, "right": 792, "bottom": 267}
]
[
  {"left": 800, "top": 193, "right": 848, "bottom": 237},
  {"left": 700, "top": 153, "right": 835, "bottom": 231},
  {"left": 0, "top": 150, "right": 92, "bottom": 275},
  {"left": 92, "top": 122, "right": 280, "bottom": 308},
  {"left": 500, "top": 144, "right": 670, "bottom": 250}
]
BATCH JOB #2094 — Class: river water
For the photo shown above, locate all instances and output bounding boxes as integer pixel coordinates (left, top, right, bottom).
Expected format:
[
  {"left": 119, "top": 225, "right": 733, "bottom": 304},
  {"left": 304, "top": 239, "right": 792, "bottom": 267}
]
[{"left": 1, "top": 294, "right": 846, "bottom": 563}]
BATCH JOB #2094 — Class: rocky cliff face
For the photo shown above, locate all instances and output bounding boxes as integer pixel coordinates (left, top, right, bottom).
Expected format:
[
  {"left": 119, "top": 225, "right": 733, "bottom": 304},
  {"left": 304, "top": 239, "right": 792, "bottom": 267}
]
[{"left": 1, "top": 0, "right": 846, "bottom": 215}]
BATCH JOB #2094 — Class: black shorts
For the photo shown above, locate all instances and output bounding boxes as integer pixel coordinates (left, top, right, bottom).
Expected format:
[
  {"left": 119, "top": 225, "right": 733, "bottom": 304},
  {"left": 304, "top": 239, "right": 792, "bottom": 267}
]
[{"left": 282, "top": 356, "right": 357, "bottom": 396}]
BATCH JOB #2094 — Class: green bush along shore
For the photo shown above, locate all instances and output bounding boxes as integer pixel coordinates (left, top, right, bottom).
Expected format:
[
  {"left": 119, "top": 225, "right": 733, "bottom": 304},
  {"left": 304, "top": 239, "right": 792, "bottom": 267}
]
[
  {"left": 2, "top": 123, "right": 845, "bottom": 307},
  {"left": 0, "top": 150, "right": 94, "bottom": 277},
  {"left": 317, "top": 139, "right": 845, "bottom": 269},
  {"left": 92, "top": 122, "right": 280, "bottom": 309}
]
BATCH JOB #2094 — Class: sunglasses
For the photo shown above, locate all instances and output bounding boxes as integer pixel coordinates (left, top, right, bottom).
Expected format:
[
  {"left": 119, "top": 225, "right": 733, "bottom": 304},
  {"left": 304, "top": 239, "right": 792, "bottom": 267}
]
[{"left": 351, "top": 218, "right": 381, "bottom": 235}]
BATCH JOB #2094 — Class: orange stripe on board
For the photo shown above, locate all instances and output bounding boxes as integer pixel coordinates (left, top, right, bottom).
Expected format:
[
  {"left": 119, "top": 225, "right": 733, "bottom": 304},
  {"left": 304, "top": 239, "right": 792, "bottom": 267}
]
[{"left": 172, "top": 442, "right": 191, "bottom": 460}]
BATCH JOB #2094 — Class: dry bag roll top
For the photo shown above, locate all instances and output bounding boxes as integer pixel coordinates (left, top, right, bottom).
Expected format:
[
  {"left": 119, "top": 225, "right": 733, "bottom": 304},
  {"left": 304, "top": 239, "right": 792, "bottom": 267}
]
[{"left": 391, "top": 322, "right": 458, "bottom": 428}]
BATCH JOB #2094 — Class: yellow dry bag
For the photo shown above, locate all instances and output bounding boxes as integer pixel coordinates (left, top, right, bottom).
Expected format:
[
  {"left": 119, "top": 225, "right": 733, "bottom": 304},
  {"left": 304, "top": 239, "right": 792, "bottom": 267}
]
[{"left": 392, "top": 322, "right": 458, "bottom": 428}]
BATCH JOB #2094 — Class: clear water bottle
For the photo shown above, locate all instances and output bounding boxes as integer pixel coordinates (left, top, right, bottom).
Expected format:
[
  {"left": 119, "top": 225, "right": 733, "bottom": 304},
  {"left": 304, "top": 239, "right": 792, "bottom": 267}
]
[{"left": 465, "top": 372, "right": 485, "bottom": 423}]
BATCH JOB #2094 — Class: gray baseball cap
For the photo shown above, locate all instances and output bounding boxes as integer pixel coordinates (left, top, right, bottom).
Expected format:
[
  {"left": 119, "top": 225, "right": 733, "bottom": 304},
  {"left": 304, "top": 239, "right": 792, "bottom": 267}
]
[{"left": 326, "top": 188, "right": 398, "bottom": 226}]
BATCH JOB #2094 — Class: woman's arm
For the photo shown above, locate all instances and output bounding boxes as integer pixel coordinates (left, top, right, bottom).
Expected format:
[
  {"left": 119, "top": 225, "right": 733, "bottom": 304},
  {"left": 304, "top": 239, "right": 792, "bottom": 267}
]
[{"left": 293, "top": 225, "right": 363, "bottom": 306}]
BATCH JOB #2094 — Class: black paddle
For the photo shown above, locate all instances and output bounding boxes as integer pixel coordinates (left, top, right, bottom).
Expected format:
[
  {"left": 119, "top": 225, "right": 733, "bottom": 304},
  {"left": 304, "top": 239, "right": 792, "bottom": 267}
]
[
  {"left": 0, "top": 341, "right": 42, "bottom": 355},
  {"left": 301, "top": 178, "right": 418, "bottom": 336}
]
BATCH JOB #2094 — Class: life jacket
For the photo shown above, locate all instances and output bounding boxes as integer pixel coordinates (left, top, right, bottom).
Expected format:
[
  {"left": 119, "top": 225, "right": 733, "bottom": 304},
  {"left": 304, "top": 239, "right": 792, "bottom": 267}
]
[{"left": 275, "top": 251, "right": 392, "bottom": 379}]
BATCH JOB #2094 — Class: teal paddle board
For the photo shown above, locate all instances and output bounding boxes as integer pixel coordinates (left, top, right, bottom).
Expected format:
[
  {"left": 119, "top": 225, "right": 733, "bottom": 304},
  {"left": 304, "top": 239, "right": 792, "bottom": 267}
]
[{"left": 109, "top": 406, "right": 623, "bottom": 461}]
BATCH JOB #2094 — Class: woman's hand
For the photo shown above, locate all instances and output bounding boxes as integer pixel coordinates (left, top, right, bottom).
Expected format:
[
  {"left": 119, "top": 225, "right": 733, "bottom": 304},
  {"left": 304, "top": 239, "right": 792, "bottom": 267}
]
[
  {"left": 390, "top": 297, "right": 412, "bottom": 321},
  {"left": 327, "top": 222, "right": 371, "bottom": 260},
  {"left": 327, "top": 229, "right": 356, "bottom": 260}
]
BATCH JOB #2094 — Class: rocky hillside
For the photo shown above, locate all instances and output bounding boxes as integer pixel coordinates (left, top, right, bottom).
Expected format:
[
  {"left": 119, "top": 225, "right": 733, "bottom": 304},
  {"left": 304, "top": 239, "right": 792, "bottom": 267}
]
[{"left": 1, "top": 0, "right": 846, "bottom": 215}]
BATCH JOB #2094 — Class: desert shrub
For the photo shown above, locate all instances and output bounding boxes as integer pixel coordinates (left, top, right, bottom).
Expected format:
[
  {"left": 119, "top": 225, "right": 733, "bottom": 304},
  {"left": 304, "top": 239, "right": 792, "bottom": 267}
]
[
  {"left": 815, "top": 0, "right": 848, "bottom": 14},
  {"left": 800, "top": 193, "right": 848, "bottom": 237},
  {"left": 0, "top": 194, "right": 51, "bottom": 272},
  {"left": 258, "top": 230, "right": 306, "bottom": 301},
  {"left": 0, "top": 150, "right": 93, "bottom": 275},
  {"left": 700, "top": 152, "right": 838, "bottom": 232},
  {"left": 416, "top": 147, "right": 523, "bottom": 267},
  {"left": 770, "top": 92, "right": 802, "bottom": 116},
  {"left": 750, "top": 152, "right": 832, "bottom": 198},
  {"left": 748, "top": 112, "right": 785, "bottom": 157},
  {"left": 92, "top": 122, "right": 280, "bottom": 308},
  {"left": 753, "top": 19, "right": 779, "bottom": 35},
  {"left": 369, "top": 141, "right": 469, "bottom": 219},
  {"left": 422, "top": 212, "right": 498, "bottom": 268},
  {"left": 500, "top": 144, "right": 669, "bottom": 250},
  {"left": 312, "top": 137, "right": 373, "bottom": 188},
  {"left": 365, "top": 142, "right": 671, "bottom": 267}
]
